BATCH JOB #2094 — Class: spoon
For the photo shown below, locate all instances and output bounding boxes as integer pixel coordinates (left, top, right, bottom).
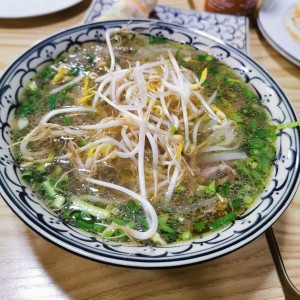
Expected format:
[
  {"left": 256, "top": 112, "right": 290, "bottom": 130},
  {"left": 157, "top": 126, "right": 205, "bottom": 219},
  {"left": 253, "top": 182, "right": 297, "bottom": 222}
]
[{"left": 265, "top": 228, "right": 300, "bottom": 300}]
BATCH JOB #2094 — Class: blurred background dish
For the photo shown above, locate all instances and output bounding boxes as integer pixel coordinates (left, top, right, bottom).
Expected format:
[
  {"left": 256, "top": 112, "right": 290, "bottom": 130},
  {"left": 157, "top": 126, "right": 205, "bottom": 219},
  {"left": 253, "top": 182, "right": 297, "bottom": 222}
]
[
  {"left": 257, "top": 0, "right": 300, "bottom": 66},
  {"left": 84, "top": 0, "right": 249, "bottom": 52},
  {"left": 0, "top": 0, "right": 83, "bottom": 18}
]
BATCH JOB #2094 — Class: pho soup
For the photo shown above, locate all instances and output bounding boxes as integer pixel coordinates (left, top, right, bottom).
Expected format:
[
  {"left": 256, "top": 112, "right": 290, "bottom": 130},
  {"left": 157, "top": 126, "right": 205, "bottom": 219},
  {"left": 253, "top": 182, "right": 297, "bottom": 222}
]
[{"left": 12, "top": 30, "right": 276, "bottom": 245}]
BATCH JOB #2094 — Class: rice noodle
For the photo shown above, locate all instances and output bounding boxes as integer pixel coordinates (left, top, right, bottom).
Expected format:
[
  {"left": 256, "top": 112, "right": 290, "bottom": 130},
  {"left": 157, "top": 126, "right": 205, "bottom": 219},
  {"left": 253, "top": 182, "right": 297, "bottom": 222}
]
[
  {"left": 40, "top": 107, "right": 95, "bottom": 124},
  {"left": 50, "top": 74, "right": 86, "bottom": 95},
  {"left": 105, "top": 29, "right": 116, "bottom": 73},
  {"left": 85, "top": 177, "right": 158, "bottom": 240},
  {"left": 200, "top": 151, "right": 248, "bottom": 163}
]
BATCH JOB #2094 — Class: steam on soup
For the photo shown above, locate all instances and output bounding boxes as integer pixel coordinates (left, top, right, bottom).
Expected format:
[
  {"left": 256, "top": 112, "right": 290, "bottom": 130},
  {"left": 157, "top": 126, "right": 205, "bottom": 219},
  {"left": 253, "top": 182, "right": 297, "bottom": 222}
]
[{"left": 12, "top": 30, "right": 276, "bottom": 245}]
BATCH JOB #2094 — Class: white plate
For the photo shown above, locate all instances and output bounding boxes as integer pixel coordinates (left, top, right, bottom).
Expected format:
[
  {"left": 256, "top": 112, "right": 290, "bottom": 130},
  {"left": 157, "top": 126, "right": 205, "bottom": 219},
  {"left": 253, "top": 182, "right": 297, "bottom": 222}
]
[
  {"left": 257, "top": 0, "right": 300, "bottom": 66},
  {"left": 0, "top": 0, "right": 82, "bottom": 18}
]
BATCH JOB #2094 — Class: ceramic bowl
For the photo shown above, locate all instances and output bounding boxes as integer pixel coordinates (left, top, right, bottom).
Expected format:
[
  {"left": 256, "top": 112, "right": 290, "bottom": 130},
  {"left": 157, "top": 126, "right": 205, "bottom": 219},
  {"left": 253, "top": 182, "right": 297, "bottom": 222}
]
[{"left": 0, "top": 20, "right": 299, "bottom": 268}]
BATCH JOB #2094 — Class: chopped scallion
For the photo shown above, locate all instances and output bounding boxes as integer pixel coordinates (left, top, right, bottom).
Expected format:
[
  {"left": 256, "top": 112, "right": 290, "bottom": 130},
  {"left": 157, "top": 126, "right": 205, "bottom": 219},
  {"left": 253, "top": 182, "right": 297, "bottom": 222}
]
[
  {"left": 71, "top": 198, "right": 110, "bottom": 220},
  {"left": 209, "top": 212, "right": 236, "bottom": 231}
]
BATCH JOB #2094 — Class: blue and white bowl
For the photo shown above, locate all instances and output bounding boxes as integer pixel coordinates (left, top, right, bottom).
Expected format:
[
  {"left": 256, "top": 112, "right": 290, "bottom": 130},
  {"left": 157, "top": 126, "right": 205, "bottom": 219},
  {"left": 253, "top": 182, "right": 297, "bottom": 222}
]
[{"left": 0, "top": 20, "right": 299, "bottom": 268}]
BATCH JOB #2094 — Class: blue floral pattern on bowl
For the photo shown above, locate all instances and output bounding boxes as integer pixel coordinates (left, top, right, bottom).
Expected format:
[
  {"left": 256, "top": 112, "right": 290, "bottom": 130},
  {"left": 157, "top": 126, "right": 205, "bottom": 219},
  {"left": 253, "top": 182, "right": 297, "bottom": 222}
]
[
  {"left": 83, "top": 0, "right": 248, "bottom": 53},
  {"left": 0, "top": 20, "right": 299, "bottom": 268}
]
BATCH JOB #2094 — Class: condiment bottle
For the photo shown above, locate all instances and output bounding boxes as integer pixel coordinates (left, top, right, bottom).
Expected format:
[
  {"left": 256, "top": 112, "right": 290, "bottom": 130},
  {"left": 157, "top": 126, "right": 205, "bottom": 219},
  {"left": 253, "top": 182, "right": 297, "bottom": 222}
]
[{"left": 204, "top": 0, "right": 258, "bottom": 16}]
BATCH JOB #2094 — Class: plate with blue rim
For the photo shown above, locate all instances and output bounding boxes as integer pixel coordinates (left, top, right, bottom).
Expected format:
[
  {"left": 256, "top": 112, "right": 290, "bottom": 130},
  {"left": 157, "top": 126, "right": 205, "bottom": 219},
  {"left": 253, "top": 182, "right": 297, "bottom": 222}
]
[
  {"left": 83, "top": 0, "right": 249, "bottom": 53},
  {"left": 0, "top": 19, "right": 299, "bottom": 268}
]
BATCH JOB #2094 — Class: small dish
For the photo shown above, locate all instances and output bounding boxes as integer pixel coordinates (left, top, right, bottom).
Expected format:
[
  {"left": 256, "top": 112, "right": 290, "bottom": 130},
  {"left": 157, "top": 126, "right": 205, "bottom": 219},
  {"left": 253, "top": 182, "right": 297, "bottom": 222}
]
[
  {"left": 0, "top": 0, "right": 82, "bottom": 19},
  {"left": 0, "top": 20, "right": 299, "bottom": 268},
  {"left": 257, "top": 0, "right": 300, "bottom": 66}
]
